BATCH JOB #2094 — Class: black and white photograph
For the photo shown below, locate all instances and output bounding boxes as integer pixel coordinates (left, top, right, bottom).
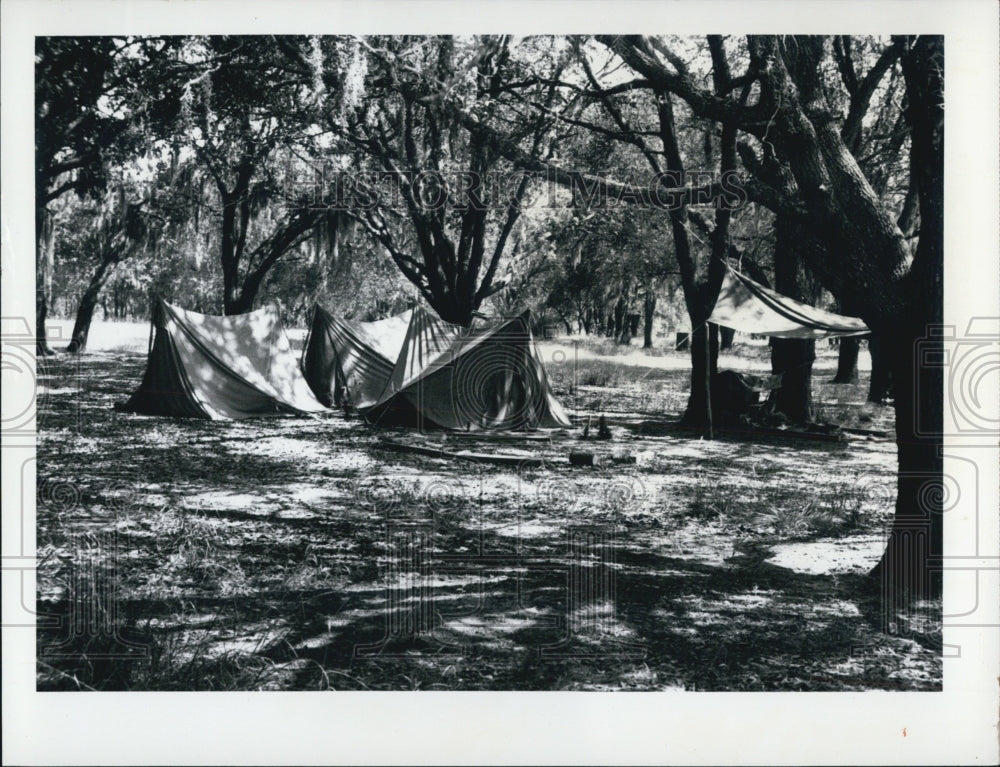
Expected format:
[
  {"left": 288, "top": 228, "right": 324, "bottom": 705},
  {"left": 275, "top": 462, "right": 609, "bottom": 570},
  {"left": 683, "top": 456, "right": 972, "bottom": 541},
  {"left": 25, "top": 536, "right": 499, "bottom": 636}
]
[{"left": 3, "top": 1, "right": 998, "bottom": 764}]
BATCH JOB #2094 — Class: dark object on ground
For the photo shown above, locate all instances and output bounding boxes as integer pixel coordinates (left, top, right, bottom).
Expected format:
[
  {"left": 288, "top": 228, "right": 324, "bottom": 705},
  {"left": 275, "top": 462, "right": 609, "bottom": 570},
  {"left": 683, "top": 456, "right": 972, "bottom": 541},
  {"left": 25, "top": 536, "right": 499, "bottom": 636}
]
[
  {"left": 597, "top": 414, "right": 612, "bottom": 440},
  {"left": 610, "top": 453, "right": 637, "bottom": 464},
  {"left": 710, "top": 370, "right": 760, "bottom": 426},
  {"left": 568, "top": 451, "right": 636, "bottom": 467}
]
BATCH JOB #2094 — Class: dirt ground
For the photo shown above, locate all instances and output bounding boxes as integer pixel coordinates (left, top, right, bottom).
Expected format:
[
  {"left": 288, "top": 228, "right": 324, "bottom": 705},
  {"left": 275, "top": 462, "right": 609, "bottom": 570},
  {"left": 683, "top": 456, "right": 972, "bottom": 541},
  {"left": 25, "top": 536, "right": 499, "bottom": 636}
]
[{"left": 35, "top": 324, "right": 941, "bottom": 691}]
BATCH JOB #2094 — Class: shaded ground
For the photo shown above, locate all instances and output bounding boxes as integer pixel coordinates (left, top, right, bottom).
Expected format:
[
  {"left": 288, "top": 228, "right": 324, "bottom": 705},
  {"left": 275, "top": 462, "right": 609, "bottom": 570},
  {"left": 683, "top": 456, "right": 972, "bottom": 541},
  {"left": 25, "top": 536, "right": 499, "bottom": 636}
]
[{"left": 35, "top": 327, "right": 940, "bottom": 691}]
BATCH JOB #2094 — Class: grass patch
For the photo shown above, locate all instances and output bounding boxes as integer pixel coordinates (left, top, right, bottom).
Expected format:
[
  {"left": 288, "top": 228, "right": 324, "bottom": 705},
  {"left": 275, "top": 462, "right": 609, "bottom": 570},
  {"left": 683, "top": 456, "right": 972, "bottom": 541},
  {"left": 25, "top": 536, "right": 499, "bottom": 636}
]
[{"left": 34, "top": 332, "right": 938, "bottom": 692}]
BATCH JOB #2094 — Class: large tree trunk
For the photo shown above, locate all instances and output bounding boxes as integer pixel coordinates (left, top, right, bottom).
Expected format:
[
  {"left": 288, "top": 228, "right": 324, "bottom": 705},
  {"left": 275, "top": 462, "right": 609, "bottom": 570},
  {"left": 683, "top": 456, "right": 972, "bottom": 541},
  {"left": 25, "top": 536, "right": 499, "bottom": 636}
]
[
  {"left": 832, "top": 336, "right": 860, "bottom": 383},
  {"left": 226, "top": 289, "right": 256, "bottom": 316},
  {"left": 768, "top": 217, "right": 819, "bottom": 423},
  {"left": 770, "top": 338, "right": 816, "bottom": 423},
  {"left": 867, "top": 332, "right": 893, "bottom": 403},
  {"left": 681, "top": 319, "right": 720, "bottom": 428},
  {"left": 871, "top": 317, "right": 943, "bottom": 601},
  {"left": 66, "top": 257, "right": 117, "bottom": 353},
  {"left": 870, "top": 35, "right": 944, "bottom": 601},
  {"left": 218, "top": 162, "right": 255, "bottom": 316}
]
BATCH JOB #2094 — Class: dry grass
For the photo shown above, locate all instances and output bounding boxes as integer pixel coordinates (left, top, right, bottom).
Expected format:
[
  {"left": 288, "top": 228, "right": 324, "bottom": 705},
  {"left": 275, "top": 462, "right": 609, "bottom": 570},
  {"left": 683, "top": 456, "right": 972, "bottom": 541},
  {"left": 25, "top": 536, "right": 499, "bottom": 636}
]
[{"left": 34, "top": 331, "right": 939, "bottom": 691}]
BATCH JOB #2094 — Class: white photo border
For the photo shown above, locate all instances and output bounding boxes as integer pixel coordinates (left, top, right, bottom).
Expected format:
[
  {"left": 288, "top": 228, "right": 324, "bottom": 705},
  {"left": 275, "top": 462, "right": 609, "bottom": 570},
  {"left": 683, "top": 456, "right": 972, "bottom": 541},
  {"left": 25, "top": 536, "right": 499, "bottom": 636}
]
[{"left": 3, "top": 1, "right": 998, "bottom": 764}]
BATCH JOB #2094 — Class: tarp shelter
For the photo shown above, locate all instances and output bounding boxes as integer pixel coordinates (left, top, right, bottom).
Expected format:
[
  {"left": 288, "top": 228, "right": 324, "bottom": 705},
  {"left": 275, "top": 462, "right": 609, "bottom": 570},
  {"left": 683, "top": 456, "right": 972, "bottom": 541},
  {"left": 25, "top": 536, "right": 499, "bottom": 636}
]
[
  {"left": 300, "top": 306, "right": 413, "bottom": 408},
  {"left": 708, "top": 268, "right": 869, "bottom": 339},
  {"left": 364, "top": 307, "right": 572, "bottom": 431},
  {"left": 118, "top": 300, "right": 328, "bottom": 419}
]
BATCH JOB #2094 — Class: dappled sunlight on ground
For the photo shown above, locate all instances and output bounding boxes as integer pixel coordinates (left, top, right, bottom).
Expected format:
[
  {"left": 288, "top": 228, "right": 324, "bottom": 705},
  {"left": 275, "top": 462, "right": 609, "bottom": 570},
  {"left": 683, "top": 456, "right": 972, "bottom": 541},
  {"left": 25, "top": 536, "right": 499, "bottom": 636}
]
[
  {"left": 35, "top": 336, "right": 940, "bottom": 691},
  {"left": 766, "top": 535, "right": 888, "bottom": 575}
]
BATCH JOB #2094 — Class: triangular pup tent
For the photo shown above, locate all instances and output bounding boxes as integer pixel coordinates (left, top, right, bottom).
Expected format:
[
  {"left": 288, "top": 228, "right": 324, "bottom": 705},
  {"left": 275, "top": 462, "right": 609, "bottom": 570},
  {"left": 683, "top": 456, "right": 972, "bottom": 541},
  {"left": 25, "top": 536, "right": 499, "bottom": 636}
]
[
  {"left": 300, "top": 305, "right": 413, "bottom": 408},
  {"left": 118, "top": 300, "right": 328, "bottom": 419},
  {"left": 709, "top": 268, "right": 869, "bottom": 339},
  {"left": 365, "top": 307, "right": 572, "bottom": 431}
]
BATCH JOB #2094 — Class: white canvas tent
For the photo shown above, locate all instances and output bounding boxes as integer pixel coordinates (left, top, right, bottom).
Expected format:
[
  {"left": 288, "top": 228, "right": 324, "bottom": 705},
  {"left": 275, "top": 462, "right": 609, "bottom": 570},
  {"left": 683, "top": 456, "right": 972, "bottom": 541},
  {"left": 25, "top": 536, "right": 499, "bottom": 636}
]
[
  {"left": 709, "top": 268, "right": 869, "bottom": 339},
  {"left": 363, "top": 307, "right": 572, "bottom": 431},
  {"left": 301, "top": 306, "right": 413, "bottom": 408},
  {"left": 119, "top": 300, "right": 329, "bottom": 419}
]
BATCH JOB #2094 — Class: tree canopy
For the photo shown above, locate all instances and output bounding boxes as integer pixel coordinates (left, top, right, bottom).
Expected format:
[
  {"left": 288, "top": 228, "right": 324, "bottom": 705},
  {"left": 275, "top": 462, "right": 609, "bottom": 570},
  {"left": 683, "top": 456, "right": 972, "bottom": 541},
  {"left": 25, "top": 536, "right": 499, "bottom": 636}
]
[{"left": 37, "top": 33, "right": 945, "bottom": 599}]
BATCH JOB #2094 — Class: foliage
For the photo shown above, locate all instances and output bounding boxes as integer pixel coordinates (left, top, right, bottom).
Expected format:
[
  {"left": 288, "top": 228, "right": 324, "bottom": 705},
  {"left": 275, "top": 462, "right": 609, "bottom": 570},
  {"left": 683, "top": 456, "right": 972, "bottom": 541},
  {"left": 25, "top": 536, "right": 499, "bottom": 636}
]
[{"left": 42, "top": 34, "right": 918, "bottom": 334}]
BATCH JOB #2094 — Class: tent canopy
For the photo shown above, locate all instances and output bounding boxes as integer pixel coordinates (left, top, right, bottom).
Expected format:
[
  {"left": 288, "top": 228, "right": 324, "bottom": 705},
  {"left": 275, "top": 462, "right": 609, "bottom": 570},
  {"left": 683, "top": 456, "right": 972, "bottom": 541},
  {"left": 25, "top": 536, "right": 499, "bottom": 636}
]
[
  {"left": 365, "top": 307, "right": 572, "bottom": 431},
  {"left": 708, "top": 269, "right": 869, "bottom": 339},
  {"left": 119, "top": 300, "right": 327, "bottom": 419},
  {"left": 301, "top": 306, "right": 412, "bottom": 408}
]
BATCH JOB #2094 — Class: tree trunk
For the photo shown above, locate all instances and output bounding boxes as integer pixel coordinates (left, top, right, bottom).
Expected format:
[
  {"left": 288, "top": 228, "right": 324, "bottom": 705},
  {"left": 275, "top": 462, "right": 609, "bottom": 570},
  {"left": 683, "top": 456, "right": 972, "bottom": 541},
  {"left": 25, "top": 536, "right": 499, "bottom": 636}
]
[
  {"left": 220, "top": 193, "right": 244, "bottom": 315},
  {"left": 66, "top": 257, "right": 117, "bottom": 353},
  {"left": 870, "top": 35, "right": 944, "bottom": 601},
  {"left": 769, "top": 338, "right": 816, "bottom": 423},
  {"left": 619, "top": 312, "right": 638, "bottom": 345},
  {"left": 36, "top": 209, "right": 56, "bottom": 356},
  {"left": 867, "top": 332, "right": 893, "bottom": 403},
  {"left": 36, "top": 293, "right": 55, "bottom": 356},
  {"left": 555, "top": 309, "right": 573, "bottom": 335},
  {"left": 680, "top": 320, "right": 720, "bottom": 428},
  {"left": 643, "top": 291, "right": 656, "bottom": 348},
  {"left": 218, "top": 164, "right": 255, "bottom": 316},
  {"left": 628, "top": 313, "right": 640, "bottom": 340},
  {"left": 719, "top": 326, "right": 735, "bottom": 351},
  {"left": 871, "top": 321, "right": 943, "bottom": 603},
  {"left": 867, "top": 317, "right": 943, "bottom": 603},
  {"left": 612, "top": 296, "right": 625, "bottom": 339},
  {"left": 832, "top": 336, "right": 861, "bottom": 383},
  {"left": 768, "top": 216, "right": 818, "bottom": 423},
  {"left": 227, "top": 289, "right": 257, "bottom": 316}
]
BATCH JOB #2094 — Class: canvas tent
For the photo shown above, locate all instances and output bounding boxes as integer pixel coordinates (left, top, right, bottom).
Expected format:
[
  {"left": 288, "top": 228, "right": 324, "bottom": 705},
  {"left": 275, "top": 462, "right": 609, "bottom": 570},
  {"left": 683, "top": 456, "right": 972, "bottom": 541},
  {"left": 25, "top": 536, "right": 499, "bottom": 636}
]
[
  {"left": 300, "top": 306, "right": 412, "bottom": 408},
  {"left": 118, "top": 300, "right": 328, "bottom": 419},
  {"left": 364, "top": 307, "right": 572, "bottom": 431},
  {"left": 708, "top": 268, "right": 869, "bottom": 339}
]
